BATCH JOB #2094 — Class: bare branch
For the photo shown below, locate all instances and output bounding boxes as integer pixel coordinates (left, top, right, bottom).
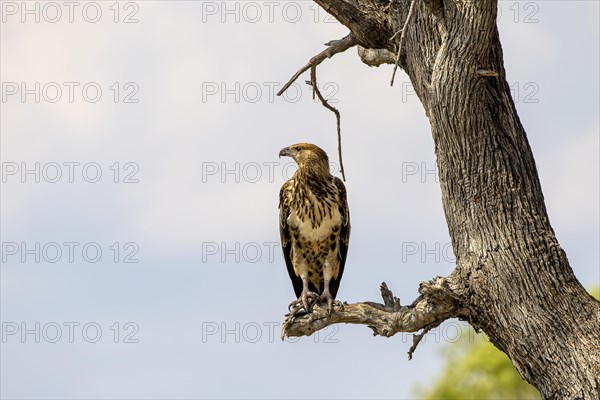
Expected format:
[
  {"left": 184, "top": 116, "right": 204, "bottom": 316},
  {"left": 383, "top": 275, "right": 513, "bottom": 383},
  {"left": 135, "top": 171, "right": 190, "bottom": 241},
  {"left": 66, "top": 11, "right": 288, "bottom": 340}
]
[
  {"left": 408, "top": 319, "right": 442, "bottom": 360},
  {"left": 390, "top": 0, "right": 418, "bottom": 86},
  {"left": 277, "top": 34, "right": 356, "bottom": 97},
  {"left": 309, "top": 66, "right": 346, "bottom": 181},
  {"left": 282, "top": 277, "right": 464, "bottom": 358}
]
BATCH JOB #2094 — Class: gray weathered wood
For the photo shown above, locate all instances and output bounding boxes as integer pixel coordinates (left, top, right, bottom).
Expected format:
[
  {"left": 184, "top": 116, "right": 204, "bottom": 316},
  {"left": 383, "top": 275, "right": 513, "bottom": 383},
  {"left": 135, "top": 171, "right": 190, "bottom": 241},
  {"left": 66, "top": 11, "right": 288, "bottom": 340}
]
[{"left": 279, "top": 0, "right": 600, "bottom": 398}]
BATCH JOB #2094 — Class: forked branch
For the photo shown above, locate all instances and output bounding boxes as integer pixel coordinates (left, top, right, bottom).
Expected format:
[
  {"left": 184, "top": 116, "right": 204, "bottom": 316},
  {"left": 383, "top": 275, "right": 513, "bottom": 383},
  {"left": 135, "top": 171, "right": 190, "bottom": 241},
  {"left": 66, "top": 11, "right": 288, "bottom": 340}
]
[
  {"left": 277, "top": 34, "right": 356, "bottom": 97},
  {"left": 282, "top": 277, "right": 465, "bottom": 359},
  {"left": 309, "top": 66, "right": 346, "bottom": 181}
]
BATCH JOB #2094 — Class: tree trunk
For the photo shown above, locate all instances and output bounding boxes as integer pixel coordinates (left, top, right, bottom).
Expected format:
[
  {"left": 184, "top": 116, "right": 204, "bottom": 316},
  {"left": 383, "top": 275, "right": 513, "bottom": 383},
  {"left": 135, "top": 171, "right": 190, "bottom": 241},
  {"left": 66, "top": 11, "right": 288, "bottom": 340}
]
[
  {"left": 279, "top": 0, "right": 600, "bottom": 398},
  {"left": 410, "top": 4, "right": 600, "bottom": 399}
]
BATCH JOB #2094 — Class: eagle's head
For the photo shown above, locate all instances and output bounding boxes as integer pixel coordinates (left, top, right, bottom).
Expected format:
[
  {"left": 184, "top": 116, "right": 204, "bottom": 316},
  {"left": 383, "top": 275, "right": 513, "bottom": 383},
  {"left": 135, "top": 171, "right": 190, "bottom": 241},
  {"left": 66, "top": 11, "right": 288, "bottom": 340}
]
[{"left": 279, "top": 143, "right": 330, "bottom": 176}]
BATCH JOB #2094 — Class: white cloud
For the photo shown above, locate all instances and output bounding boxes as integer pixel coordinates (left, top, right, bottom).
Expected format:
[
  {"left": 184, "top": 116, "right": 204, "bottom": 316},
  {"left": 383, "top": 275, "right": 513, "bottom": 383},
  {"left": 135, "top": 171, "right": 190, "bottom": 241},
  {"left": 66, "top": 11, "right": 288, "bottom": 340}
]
[{"left": 1, "top": 2, "right": 598, "bottom": 399}]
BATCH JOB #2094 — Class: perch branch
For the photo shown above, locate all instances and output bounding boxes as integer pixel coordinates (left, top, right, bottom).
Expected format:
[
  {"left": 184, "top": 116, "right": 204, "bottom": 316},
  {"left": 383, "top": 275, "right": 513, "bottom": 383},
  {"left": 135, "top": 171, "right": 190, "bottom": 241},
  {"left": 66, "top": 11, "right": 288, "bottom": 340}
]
[
  {"left": 282, "top": 277, "right": 464, "bottom": 359},
  {"left": 277, "top": 34, "right": 356, "bottom": 97},
  {"left": 309, "top": 66, "right": 346, "bottom": 181}
]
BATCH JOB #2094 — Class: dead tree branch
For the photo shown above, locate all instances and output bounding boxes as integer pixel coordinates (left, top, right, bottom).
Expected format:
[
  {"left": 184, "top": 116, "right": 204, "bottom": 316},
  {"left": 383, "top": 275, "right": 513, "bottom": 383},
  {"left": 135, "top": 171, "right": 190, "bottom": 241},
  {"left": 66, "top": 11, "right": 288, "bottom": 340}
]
[
  {"left": 277, "top": 0, "right": 400, "bottom": 96},
  {"left": 309, "top": 66, "right": 346, "bottom": 181},
  {"left": 312, "top": 0, "right": 393, "bottom": 49},
  {"left": 277, "top": 34, "right": 356, "bottom": 97},
  {"left": 390, "top": 0, "right": 417, "bottom": 86},
  {"left": 282, "top": 277, "right": 465, "bottom": 359}
]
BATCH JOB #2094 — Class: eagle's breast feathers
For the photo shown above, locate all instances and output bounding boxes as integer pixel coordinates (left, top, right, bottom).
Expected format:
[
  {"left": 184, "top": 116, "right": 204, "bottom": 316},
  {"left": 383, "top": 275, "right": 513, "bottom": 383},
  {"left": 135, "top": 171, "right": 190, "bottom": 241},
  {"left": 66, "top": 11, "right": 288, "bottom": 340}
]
[{"left": 279, "top": 157, "right": 350, "bottom": 299}]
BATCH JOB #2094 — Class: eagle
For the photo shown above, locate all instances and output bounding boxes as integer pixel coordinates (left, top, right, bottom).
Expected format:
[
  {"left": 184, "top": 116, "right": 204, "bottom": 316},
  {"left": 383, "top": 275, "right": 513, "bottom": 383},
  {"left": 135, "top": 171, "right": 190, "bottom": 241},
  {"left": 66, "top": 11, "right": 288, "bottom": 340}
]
[{"left": 278, "top": 143, "right": 350, "bottom": 313}]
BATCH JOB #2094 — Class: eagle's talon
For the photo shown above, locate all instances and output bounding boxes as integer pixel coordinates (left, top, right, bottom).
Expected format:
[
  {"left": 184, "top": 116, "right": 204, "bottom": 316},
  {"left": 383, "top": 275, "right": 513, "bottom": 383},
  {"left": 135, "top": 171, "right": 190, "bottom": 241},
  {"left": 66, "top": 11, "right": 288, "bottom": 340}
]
[
  {"left": 289, "top": 291, "right": 319, "bottom": 314},
  {"left": 320, "top": 291, "right": 335, "bottom": 315},
  {"left": 288, "top": 298, "right": 301, "bottom": 312},
  {"left": 301, "top": 291, "right": 320, "bottom": 312},
  {"left": 287, "top": 299, "right": 308, "bottom": 318},
  {"left": 285, "top": 302, "right": 310, "bottom": 323}
]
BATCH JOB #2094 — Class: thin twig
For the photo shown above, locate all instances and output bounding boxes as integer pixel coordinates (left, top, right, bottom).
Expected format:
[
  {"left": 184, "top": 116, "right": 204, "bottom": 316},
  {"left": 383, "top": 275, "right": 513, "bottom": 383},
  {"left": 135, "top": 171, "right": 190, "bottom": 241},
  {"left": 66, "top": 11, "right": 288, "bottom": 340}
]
[
  {"left": 408, "top": 320, "right": 443, "bottom": 360},
  {"left": 310, "top": 66, "right": 346, "bottom": 182},
  {"left": 277, "top": 34, "right": 356, "bottom": 97},
  {"left": 390, "top": 0, "right": 417, "bottom": 86}
]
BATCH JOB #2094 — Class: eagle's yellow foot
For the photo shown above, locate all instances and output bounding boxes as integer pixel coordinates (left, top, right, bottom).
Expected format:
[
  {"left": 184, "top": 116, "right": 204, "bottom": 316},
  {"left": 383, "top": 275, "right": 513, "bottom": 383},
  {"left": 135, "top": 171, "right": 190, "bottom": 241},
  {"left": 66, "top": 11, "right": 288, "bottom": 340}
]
[
  {"left": 302, "top": 291, "right": 320, "bottom": 312},
  {"left": 288, "top": 291, "right": 319, "bottom": 313},
  {"left": 321, "top": 290, "right": 334, "bottom": 315}
]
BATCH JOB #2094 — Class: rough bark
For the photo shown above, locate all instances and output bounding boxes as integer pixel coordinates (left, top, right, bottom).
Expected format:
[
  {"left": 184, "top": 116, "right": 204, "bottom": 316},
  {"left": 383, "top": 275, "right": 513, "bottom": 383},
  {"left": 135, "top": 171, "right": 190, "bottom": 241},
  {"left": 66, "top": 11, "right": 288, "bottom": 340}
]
[
  {"left": 279, "top": 0, "right": 600, "bottom": 398},
  {"left": 283, "top": 279, "right": 467, "bottom": 359}
]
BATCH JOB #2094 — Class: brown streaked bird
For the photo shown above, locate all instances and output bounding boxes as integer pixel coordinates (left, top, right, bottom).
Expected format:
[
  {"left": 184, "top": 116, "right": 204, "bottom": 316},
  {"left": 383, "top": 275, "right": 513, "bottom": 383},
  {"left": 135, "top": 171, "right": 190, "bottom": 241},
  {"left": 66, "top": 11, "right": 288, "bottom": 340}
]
[{"left": 278, "top": 143, "right": 350, "bottom": 313}]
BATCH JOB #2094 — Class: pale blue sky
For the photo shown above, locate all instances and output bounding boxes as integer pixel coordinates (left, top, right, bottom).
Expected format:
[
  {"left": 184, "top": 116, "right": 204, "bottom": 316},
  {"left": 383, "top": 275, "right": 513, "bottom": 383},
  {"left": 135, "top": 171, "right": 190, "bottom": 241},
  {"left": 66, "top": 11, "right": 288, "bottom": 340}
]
[{"left": 1, "top": 1, "right": 598, "bottom": 399}]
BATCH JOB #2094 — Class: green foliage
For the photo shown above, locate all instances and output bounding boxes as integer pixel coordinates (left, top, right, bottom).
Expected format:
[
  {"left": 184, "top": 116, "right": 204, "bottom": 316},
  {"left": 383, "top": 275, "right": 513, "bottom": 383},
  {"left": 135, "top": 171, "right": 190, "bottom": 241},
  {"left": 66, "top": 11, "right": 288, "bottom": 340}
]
[
  {"left": 415, "top": 287, "right": 599, "bottom": 399},
  {"left": 415, "top": 325, "right": 541, "bottom": 400}
]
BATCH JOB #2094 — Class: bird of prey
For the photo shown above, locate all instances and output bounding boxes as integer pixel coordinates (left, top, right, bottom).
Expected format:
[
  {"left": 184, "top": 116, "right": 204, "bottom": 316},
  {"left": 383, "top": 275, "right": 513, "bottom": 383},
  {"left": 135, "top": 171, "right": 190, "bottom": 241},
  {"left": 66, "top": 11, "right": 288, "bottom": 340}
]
[{"left": 278, "top": 143, "right": 350, "bottom": 313}]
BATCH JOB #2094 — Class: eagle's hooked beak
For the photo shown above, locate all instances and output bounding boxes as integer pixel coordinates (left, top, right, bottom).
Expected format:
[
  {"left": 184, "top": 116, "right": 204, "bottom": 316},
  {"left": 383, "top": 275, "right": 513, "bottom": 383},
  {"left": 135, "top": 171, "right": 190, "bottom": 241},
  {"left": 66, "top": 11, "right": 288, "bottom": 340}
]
[{"left": 279, "top": 147, "right": 292, "bottom": 159}]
